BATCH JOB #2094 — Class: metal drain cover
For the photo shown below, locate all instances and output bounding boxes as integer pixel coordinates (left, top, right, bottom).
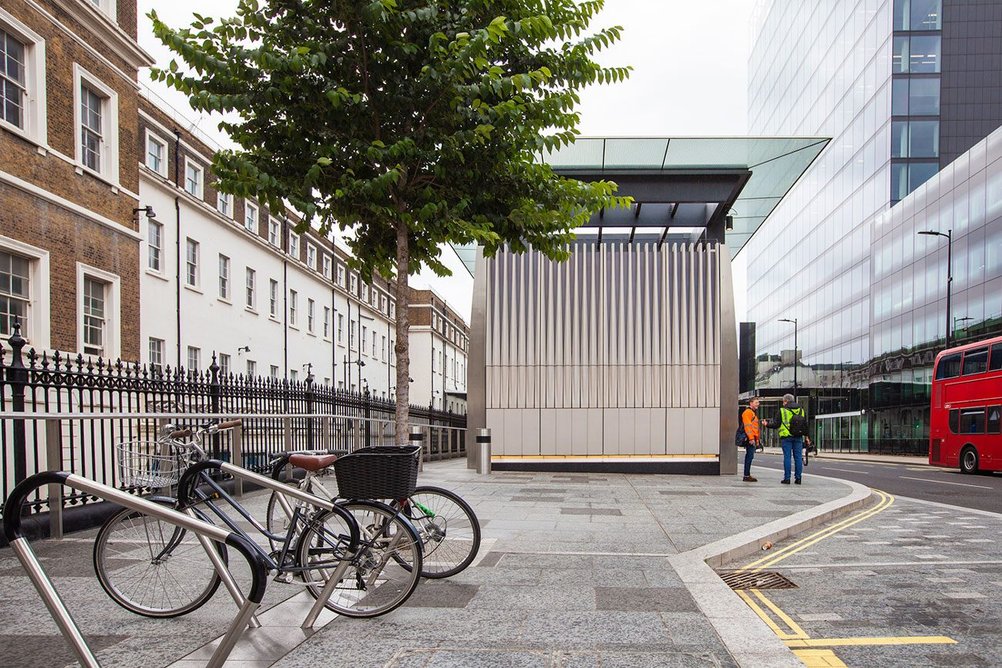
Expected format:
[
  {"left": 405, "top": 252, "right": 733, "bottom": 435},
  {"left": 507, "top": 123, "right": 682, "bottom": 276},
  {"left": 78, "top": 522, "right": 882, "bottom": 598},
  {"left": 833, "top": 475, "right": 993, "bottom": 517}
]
[{"left": 717, "top": 570, "right": 798, "bottom": 590}]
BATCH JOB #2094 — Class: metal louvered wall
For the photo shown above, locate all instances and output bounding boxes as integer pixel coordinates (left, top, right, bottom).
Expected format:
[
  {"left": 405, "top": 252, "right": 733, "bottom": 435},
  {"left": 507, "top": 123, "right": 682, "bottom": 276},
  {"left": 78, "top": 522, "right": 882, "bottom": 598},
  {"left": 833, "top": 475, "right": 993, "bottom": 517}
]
[{"left": 471, "top": 241, "right": 734, "bottom": 461}]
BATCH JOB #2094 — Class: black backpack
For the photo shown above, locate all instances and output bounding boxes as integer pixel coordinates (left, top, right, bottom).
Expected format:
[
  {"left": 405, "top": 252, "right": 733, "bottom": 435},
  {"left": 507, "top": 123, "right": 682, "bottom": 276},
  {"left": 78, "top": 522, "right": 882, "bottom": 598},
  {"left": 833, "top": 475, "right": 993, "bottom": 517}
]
[
  {"left": 788, "top": 408, "right": 809, "bottom": 438},
  {"left": 735, "top": 424, "right": 750, "bottom": 447}
]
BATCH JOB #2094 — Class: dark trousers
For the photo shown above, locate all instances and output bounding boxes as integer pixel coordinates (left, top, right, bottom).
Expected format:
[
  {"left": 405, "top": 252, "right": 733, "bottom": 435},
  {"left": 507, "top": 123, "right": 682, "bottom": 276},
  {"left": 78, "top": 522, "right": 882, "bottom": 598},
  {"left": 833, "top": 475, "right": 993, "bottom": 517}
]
[{"left": 743, "top": 444, "right": 756, "bottom": 477}]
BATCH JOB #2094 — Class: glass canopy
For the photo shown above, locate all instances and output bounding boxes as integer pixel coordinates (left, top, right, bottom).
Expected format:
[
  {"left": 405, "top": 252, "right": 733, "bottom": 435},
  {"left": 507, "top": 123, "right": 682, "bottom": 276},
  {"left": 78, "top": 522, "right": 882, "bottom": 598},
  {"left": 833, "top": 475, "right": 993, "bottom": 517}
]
[{"left": 452, "top": 136, "right": 829, "bottom": 275}]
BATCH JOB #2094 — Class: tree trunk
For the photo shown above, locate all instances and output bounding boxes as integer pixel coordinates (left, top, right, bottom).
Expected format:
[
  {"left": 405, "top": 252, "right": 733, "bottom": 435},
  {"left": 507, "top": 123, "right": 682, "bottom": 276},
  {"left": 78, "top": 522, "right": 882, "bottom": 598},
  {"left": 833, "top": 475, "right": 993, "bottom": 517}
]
[{"left": 394, "top": 219, "right": 411, "bottom": 444}]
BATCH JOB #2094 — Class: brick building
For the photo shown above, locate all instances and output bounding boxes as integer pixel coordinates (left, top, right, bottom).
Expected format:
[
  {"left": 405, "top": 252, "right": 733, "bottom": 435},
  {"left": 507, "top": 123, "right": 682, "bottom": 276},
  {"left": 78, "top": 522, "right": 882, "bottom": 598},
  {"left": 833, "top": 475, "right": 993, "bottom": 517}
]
[
  {"left": 408, "top": 289, "right": 469, "bottom": 412},
  {"left": 1, "top": 0, "right": 154, "bottom": 360}
]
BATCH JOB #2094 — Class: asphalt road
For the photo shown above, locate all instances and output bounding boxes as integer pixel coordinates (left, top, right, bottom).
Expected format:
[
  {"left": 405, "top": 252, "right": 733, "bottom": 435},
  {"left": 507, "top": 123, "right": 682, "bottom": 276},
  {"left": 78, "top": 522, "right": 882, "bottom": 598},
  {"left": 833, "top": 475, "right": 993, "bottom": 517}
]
[{"left": 754, "top": 451, "right": 1002, "bottom": 514}]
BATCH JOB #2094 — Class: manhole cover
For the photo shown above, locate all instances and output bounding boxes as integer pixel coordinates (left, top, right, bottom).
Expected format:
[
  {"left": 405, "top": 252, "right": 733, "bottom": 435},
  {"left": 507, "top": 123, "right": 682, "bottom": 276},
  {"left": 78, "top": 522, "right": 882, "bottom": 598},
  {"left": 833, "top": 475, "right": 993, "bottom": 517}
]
[{"left": 717, "top": 570, "right": 798, "bottom": 590}]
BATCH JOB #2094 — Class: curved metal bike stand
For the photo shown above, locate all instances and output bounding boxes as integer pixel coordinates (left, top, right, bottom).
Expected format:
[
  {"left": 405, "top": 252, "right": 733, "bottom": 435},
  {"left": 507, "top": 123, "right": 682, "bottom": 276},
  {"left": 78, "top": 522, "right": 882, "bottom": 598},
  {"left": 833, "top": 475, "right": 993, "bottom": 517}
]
[{"left": 2, "top": 471, "right": 270, "bottom": 668}]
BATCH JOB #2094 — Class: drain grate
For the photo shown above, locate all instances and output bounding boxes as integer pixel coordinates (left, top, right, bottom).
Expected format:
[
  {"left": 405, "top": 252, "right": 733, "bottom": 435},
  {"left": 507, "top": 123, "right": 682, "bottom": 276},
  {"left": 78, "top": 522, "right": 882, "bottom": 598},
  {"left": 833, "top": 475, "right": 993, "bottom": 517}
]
[{"left": 717, "top": 570, "right": 798, "bottom": 590}]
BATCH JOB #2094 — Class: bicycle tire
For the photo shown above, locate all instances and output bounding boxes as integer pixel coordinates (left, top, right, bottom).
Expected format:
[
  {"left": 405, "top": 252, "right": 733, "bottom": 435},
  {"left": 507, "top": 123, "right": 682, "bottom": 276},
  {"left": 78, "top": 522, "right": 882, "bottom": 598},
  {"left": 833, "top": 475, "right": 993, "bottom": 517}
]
[
  {"left": 394, "top": 486, "right": 481, "bottom": 579},
  {"left": 93, "top": 499, "right": 226, "bottom": 618},
  {"left": 297, "top": 501, "right": 421, "bottom": 618}
]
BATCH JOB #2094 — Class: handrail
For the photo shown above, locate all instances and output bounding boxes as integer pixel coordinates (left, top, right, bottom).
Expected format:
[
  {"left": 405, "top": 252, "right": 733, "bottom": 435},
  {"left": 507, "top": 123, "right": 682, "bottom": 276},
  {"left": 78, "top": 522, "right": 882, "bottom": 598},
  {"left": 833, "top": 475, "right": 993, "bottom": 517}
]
[
  {"left": 0, "top": 411, "right": 468, "bottom": 426},
  {"left": 3, "top": 472, "right": 270, "bottom": 668}
]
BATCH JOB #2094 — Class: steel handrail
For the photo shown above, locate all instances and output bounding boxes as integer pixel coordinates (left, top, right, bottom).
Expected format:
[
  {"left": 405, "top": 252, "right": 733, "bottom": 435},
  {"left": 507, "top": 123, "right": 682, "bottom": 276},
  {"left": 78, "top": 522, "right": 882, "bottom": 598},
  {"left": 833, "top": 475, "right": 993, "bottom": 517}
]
[{"left": 3, "top": 472, "right": 270, "bottom": 668}]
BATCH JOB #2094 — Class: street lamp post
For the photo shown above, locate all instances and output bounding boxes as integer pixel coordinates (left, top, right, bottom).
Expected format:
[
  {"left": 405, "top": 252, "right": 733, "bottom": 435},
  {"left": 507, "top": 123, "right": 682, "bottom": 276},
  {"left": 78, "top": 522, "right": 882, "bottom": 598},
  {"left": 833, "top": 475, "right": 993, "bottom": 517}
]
[
  {"left": 778, "top": 318, "right": 798, "bottom": 396},
  {"left": 918, "top": 229, "right": 953, "bottom": 347},
  {"left": 954, "top": 316, "right": 973, "bottom": 340}
]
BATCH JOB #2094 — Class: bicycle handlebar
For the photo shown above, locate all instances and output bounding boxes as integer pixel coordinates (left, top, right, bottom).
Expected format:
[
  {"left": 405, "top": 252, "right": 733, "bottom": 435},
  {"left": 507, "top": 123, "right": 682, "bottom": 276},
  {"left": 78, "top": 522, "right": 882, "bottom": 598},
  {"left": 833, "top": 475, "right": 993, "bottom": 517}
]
[
  {"left": 216, "top": 419, "right": 243, "bottom": 430},
  {"left": 169, "top": 428, "right": 192, "bottom": 439}
]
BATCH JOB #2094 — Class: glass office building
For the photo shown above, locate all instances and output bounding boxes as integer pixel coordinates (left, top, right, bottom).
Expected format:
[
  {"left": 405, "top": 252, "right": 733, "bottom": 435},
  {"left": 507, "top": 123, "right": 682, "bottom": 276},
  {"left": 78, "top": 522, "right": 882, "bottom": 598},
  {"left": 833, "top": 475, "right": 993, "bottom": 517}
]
[{"left": 745, "top": 0, "right": 1002, "bottom": 453}]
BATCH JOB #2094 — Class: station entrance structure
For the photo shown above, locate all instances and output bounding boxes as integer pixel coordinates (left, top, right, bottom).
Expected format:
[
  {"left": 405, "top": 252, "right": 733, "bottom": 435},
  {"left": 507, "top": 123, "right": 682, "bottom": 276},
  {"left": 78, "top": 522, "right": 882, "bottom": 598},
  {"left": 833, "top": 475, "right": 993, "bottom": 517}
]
[{"left": 462, "top": 137, "right": 828, "bottom": 474}]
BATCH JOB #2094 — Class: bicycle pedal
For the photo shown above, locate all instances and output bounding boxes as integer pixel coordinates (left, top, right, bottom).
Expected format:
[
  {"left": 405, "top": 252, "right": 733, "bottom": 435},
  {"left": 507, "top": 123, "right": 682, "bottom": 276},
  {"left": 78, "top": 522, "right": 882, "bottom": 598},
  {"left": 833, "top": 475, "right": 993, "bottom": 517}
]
[{"left": 273, "top": 572, "right": 295, "bottom": 584}]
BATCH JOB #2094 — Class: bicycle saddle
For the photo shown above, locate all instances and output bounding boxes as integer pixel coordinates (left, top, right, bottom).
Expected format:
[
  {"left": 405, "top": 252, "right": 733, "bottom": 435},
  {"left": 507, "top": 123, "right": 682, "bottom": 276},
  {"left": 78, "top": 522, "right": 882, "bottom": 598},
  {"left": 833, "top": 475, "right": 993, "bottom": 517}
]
[{"left": 288, "top": 453, "right": 338, "bottom": 471}]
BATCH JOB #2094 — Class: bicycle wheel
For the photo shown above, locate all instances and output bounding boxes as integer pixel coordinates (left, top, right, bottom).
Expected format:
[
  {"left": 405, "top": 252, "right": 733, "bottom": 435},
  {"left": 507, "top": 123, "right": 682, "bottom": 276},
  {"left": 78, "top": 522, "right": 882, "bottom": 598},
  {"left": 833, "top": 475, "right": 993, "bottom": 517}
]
[
  {"left": 93, "top": 499, "right": 226, "bottom": 618},
  {"left": 396, "top": 486, "right": 481, "bottom": 578},
  {"left": 297, "top": 501, "right": 421, "bottom": 618}
]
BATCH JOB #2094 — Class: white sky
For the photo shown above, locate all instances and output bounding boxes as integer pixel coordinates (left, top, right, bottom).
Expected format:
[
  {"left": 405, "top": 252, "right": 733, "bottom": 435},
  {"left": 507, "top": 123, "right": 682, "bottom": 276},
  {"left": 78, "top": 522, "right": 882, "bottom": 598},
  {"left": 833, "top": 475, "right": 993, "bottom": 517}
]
[{"left": 138, "top": 1, "right": 756, "bottom": 323}]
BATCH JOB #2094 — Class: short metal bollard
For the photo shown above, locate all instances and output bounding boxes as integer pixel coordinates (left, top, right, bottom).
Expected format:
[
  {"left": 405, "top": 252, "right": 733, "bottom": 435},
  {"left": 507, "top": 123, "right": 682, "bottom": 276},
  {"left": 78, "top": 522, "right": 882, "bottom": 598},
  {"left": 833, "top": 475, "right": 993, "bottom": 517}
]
[
  {"left": 476, "top": 428, "right": 491, "bottom": 475},
  {"left": 409, "top": 426, "right": 425, "bottom": 472}
]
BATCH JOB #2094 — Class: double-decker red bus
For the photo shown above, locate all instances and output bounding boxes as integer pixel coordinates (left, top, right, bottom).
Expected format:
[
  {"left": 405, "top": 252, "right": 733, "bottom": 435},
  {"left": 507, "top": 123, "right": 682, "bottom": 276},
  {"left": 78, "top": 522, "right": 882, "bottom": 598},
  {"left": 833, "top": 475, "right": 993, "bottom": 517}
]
[{"left": 929, "top": 334, "right": 1002, "bottom": 473}]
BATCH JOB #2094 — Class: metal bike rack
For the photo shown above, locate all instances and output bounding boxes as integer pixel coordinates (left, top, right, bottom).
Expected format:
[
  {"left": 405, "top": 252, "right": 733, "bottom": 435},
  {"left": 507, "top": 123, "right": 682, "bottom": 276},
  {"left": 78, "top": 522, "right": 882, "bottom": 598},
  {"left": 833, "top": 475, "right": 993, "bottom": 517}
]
[{"left": 2, "top": 471, "right": 271, "bottom": 668}]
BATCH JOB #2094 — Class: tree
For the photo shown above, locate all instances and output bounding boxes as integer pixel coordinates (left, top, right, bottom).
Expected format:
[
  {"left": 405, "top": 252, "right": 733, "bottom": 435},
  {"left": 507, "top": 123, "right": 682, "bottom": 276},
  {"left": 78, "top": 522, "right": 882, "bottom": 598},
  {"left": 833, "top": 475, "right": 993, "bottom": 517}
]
[{"left": 151, "top": 0, "right": 630, "bottom": 440}]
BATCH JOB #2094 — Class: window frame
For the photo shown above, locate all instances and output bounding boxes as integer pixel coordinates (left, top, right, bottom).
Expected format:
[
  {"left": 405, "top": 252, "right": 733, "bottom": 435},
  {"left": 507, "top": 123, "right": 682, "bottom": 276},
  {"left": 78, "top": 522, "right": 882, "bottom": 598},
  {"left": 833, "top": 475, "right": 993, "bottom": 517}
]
[
  {"left": 144, "top": 129, "right": 168, "bottom": 177},
  {"left": 288, "top": 231, "right": 300, "bottom": 259},
  {"left": 184, "top": 238, "right": 200, "bottom": 289},
  {"left": 73, "top": 65, "right": 118, "bottom": 183},
  {"left": 146, "top": 219, "right": 163, "bottom": 274},
  {"left": 0, "top": 236, "right": 50, "bottom": 347},
  {"left": 289, "top": 289, "right": 298, "bottom": 326},
  {"left": 307, "top": 243, "right": 317, "bottom": 270},
  {"left": 244, "top": 202, "right": 259, "bottom": 234},
  {"left": 268, "top": 218, "right": 280, "bottom": 247},
  {"left": 76, "top": 263, "right": 120, "bottom": 359},
  {"left": 269, "top": 279, "right": 278, "bottom": 319},
  {"left": 217, "top": 191, "right": 233, "bottom": 219},
  {"left": 307, "top": 298, "right": 315, "bottom": 334},
  {"left": 245, "top": 267, "right": 256, "bottom": 310},
  {"left": 322, "top": 255, "right": 332, "bottom": 280},
  {"left": 187, "top": 345, "right": 201, "bottom": 372},
  {"left": 217, "top": 253, "right": 231, "bottom": 301},
  {"left": 148, "top": 337, "right": 164, "bottom": 373},
  {"left": 0, "top": 13, "right": 47, "bottom": 145},
  {"left": 183, "top": 157, "right": 204, "bottom": 199}
]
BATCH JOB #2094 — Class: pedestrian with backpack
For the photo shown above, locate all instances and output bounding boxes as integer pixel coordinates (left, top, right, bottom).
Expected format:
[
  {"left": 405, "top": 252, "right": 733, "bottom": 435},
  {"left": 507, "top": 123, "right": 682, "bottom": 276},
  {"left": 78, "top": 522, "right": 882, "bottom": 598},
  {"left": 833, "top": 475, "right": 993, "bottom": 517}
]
[
  {"left": 738, "top": 397, "right": 764, "bottom": 482},
  {"left": 765, "top": 393, "right": 810, "bottom": 485}
]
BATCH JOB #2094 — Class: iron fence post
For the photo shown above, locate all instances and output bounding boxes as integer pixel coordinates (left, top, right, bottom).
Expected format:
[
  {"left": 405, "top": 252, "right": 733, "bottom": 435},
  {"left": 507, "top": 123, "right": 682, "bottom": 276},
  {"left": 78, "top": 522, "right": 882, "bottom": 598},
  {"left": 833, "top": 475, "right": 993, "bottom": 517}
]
[
  {"left": 44, "top": 419, "right": 63, "bottom": 538},
  {"left": 305, "top": 372, "right": 315, "bottom": 450},
  {"left": 209, "top": 353, "right": 221, "bottom": 459},
  {"left": 7, "top": 321, "right": 28, "bottom": 486},
  {"left": 364, "top": 389, "right": 371, "bottom": 447}
]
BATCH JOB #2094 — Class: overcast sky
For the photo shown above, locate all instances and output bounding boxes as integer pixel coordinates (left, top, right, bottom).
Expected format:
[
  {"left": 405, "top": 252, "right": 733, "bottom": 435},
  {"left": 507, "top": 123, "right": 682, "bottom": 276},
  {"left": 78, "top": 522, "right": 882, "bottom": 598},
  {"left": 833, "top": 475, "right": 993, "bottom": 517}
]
[{"left": 138, "top": 1, "right": 756, "bottom": 322}]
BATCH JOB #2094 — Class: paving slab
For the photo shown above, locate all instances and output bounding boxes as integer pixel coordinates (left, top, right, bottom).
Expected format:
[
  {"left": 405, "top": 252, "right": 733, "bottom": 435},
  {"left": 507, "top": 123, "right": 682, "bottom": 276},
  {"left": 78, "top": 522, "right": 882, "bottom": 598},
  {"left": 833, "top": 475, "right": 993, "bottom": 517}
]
[{"left": 0, "top": 459, "right": 865, "bottom": 667}]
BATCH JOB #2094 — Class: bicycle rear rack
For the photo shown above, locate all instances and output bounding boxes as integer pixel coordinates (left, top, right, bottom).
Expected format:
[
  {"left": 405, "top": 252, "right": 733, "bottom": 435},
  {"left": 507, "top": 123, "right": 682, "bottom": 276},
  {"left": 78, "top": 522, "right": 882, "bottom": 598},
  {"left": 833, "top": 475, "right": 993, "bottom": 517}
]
[{"left": 2, "top": 471, "right": 271, "bottom": 668}]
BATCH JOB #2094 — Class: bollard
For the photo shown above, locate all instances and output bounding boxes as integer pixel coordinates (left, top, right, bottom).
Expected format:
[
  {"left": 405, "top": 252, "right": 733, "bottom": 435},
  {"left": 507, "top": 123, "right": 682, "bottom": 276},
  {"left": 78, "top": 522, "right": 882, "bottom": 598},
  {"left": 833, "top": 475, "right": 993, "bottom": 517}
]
[
  {"left": 476, "top": 428, "right": 491, "bottom": 475},
  {"left": 409, "top": 426, "right": 425, "bottom": 472}
]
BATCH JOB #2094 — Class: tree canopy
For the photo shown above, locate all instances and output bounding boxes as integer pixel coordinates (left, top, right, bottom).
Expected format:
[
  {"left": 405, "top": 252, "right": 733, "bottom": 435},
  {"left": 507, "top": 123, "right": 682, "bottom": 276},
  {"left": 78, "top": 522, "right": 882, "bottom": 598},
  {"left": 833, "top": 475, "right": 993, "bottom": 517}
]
[{"left": 151, "top": 0, "right": 631, "bottom": 432}]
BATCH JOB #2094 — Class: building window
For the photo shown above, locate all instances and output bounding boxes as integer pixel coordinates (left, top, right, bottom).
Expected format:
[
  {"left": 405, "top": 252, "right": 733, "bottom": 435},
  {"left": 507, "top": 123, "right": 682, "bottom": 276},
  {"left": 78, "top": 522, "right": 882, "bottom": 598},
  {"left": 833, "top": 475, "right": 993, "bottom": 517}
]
[
  {"left": 389, "top": 302, "right": 395, "bottom": 319},
  {"left": 380, "top": 295, "right": 387, "bottom": 314},
  {"left": 268, "top": 219, "right": 280, "bottom": 246},
  {"left": 895, "top": 0, "right": 942, "bottom": 31},
  {"left": 82, "top": 276, "right": 106, "bottom": 356},
  {"left": 270, "top": 364, "right": 278, "bottom": 379},
  {"left": 381, "top": 335, "right": 386, "bottom": 361},
  {"left": 145, "top": 132, "right": 167, "bottom": 176},
  {"left": 187, "top": 346, "right": 200, "bottom": 371},
  {"left": 184, "top": 160, "right": 203, "bottom": 198},
  {"left": 324, "top": 307, "right": 331, "bottom": 338},
  {"left": 372, "top": 331, "right": 377, "bottom": 358},
  {"left": 322, "top": 255, "right": 332, "bottom": 280},
  {"left": 245, "top": 268, "right": 256, "bottom": 309},
  {"left": 362, "top": 284, "right": 369, "bottom": 303},
  {"left": 361, "top": 325, "right": 368, "bottom": 353},
  {"left": 336, "top": 264, "right": 345, "bottom": 287},
  {"left": 337, "top": 313, "right": 344, "bottom": 343},
  {"left": 79, "top": 84, "right": 103, "bottom": 172},
  {"left": 288, "top": 232, "right": 299, "bottom": 258},
  {"left": 218, "top": 254, "right": 230, "bottom": 300},
  {"left": 307, "top": 298, "right": 315, "bottom": 333},
  {"left": 349, "top": 274, "right": 357, "bottom": 294},
  {"left": 246, "top": 359, "right": 256, "bottom": 377},
  {"left": 185, "top": 238, "right": 199, "bottom": 287},
  {"left": 147, "top": 220, "right": 163, "bottom": 272},
  {"left": 0, "top": 30, "right": 26, "bottom": 130},
  {"left": 245, "top": 202, "right": 258, "bottom": 233},
  {"left": 350, "top": 320, "right": 356, "bottom": 349},
  {"left": 289, "top": 289, "right": 297, "bottom": 325},
  {"left": 148, "top": 337, "right": 164, "bottom": 372},
  {"left": 0, "top": 20, "right": 44, "bottom": 143},
  {"left": 290, "top": 369, "right": 298, "bottom": 382},
  {"left": 269, "top": 279, "right": 278, "bottom": 317},
  {"left": 307, "top": 244, "right": 317, "bottom": 269},
  {"left": 217, "top": 191, "right": 233, "bottom": 218},
  {"left": 0, "top": 249, "right": 30, "bottom": 337},
  {"left": 218, "top": 352, "right": 230, "bottom": 377}
]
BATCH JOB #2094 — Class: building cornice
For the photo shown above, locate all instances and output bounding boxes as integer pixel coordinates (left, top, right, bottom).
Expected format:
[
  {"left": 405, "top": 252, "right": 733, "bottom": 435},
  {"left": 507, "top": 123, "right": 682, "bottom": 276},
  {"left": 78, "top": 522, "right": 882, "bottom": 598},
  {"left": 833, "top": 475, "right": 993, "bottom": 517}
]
[{"left": 51, "top": 0, "right": 155, "bottom": 69}]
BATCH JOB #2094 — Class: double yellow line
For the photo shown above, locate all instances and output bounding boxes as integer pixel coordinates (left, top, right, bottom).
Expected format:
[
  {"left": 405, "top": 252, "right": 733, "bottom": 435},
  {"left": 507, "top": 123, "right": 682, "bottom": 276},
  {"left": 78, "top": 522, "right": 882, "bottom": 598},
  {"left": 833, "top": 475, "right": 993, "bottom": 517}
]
[{"left": 731, "top": 489, "right": 955, "bottom": 666}]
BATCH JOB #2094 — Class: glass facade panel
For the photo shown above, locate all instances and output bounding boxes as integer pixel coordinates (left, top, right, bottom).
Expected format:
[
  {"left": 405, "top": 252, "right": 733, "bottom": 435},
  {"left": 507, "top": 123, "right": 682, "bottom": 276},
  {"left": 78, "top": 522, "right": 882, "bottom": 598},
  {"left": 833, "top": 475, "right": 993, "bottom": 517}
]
[
  {"left": 909, "top": 120, "right": 939, "bottom": 157},
  {"left": 892, "top": 36, "right": 910, "bottom": 73},
  {"left": 891, "top": 121, "right": 908, "bottom": 157},
  {"left": 908, "top": 78, "right": 939, "bottom": 115},
  {"left": 908, "top": 36, "right": 941, "bottom": 73},
  {"left": 910, "top": 0, "right": 942, "bottom": 30},
  {"left": 908, "top": 161, "right": 938, "bottom": 191},
  {"left": 892, "top": 78, "right": 909, "bottom": 115}
]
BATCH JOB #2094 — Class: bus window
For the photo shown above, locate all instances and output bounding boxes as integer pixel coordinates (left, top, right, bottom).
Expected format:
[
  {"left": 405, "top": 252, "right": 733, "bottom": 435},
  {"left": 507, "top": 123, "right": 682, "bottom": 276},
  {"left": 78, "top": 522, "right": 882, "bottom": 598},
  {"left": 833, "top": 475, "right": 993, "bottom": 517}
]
[
  {"left": 962, "top": 348, "right": 990, "bottom": 375},
  {"left": 989, "top": 406, "right": 1002, "bottom": 434},
  {"left": 991, "top": 344, "right": 1002, "bottom": 371},
  {"left": 959, "top": 408, "right": 986, "bottom": 434},
  {"left": 936, "top": 353, "right": 962, "bottom": 379},
  {"left": 949, "top": 409, "right": 959, "bottom": 433}
]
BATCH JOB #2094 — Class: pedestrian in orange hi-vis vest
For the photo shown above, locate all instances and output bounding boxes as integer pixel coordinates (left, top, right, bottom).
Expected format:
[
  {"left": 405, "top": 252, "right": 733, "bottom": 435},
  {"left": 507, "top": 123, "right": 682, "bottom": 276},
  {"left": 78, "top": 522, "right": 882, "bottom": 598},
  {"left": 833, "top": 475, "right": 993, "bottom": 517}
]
[{"left": 740, "top": 397, "right": 764, "bottom": 482}]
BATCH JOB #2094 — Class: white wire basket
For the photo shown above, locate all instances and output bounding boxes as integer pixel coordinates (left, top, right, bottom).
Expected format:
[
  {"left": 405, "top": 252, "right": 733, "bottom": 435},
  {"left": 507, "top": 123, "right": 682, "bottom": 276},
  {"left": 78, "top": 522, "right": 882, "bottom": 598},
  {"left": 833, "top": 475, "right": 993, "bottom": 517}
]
[{"left": 117, "top": 440, "right": 185, "bottom": 488}]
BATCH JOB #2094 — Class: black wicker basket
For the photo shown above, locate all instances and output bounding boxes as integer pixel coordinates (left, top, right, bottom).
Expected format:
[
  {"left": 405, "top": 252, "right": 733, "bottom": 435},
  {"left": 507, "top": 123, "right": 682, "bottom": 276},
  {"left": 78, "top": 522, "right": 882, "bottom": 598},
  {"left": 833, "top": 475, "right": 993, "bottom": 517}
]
[{"left": 334, "top": 445, "right": 420, "bottom": 499}]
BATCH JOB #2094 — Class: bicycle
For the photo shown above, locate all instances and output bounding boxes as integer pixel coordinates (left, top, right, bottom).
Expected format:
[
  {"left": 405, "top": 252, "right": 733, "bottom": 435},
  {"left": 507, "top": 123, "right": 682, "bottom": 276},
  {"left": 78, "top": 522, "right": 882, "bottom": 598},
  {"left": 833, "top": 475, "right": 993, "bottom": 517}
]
[
  {"left": 267, "top": 447, "right": 481, "bottom": 579},
  {"left": 93, "top": 421, "right": 423, "bottom": 620}
]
